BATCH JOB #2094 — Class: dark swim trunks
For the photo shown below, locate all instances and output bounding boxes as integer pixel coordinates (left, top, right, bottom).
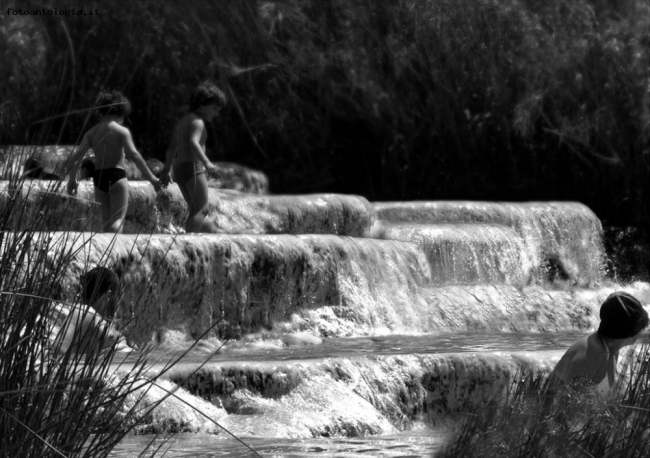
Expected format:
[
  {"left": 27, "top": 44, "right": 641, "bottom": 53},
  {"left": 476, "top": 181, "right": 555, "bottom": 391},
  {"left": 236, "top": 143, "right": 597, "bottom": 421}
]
[
  {"left": 173, "top": 162, "right": 205, "bottom": 187},
  {"left": 92, "top": 168, "right": 127, "bottom": 193}
]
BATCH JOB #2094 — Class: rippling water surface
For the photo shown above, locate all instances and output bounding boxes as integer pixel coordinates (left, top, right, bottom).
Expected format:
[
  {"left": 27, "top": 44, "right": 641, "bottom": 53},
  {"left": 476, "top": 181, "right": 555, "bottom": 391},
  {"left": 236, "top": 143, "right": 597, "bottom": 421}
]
[
  {"left": 109, "top": 332, "right": 584, "bottom": 457},
  {"left": 111, "top": 428, "right": 445, "bottom": 458},
  {"left": 135, "top": 331, "right": 583, "bottom": 364}
]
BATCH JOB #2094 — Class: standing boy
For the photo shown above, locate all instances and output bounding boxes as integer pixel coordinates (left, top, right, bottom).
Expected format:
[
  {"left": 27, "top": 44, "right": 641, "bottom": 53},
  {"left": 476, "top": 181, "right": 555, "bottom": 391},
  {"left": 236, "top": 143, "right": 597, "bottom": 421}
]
[
  {"left": 160, "top": 82, "right": 227, "bottom": 233},
  {"left": 67, "top": 91, "right": 161, "bottom": 233}
]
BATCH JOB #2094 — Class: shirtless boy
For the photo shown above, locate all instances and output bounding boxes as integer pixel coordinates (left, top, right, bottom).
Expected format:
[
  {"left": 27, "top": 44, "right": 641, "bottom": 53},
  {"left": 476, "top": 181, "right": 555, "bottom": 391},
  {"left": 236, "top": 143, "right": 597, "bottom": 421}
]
[
  {"left": 160, "top": 82, "right": 227, "bottom": 233},
  {"left": 547, "top": 291, "right": 648, "bottom": 399},
  {"left": 67, "top": 91, "right": 161, "bottom": 233},
  {"left": 52, "top": 267, "right": 132, "bottom": 355}
]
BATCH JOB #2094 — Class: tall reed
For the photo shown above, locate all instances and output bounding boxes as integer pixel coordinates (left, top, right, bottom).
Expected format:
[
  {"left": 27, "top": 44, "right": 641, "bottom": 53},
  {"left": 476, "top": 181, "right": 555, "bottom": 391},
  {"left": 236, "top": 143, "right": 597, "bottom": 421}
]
[
  {"left": 0, "top": 158, "right": 132, "bottom": 455},
  {"left": 0, "top": 149, "right": 255, "bottom": 456}
]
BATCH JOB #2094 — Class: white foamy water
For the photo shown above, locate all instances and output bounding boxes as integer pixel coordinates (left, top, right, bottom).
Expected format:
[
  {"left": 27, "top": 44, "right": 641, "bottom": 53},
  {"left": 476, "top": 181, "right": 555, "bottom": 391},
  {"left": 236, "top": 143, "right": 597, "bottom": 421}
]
[
  {"left": 111, "top": 428, "right": 444, "bottom": 458},
  {"left": 2, "top": 165, "right": 646, "bottom": 457},
  {"left": 379, "top": 223, "right": 530, "bottom": 286},
  {"left": 105, "top": 331, "right": 585, "bottom": 457}
]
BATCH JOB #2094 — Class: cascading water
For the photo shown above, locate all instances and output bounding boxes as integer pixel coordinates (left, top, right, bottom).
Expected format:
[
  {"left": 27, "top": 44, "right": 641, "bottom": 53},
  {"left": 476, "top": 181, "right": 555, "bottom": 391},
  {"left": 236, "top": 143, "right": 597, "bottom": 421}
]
[
  {"left": 2, "top": 153, "right": 648, "bottom": 457},
  {"left": 374, "top": 201, "right": 606, "bottom": 287},
  {"left": 377, "top": 223, "right": 531, "bottom": 286}
]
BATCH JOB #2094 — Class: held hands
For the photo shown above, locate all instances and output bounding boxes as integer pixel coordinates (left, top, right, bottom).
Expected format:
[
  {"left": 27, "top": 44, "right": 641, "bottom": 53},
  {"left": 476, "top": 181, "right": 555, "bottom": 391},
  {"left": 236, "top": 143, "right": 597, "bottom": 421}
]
[
  {"left": 159, "top": 170, "right": 173, "bottom": 189},
  {"left": 205, "top": 162, "right": 219, "bottom": 180}
]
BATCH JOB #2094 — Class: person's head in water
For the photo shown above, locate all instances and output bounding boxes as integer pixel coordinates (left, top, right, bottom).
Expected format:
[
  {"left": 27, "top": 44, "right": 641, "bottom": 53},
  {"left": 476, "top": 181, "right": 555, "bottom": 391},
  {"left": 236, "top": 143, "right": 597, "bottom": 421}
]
[
  {"left": 598, "top": 291, "right": 649, "bottom": 341},
  {"left": 546, "top": 291, "right": 648, "bottom": 403},
  {"left": 54, "top": 267, "right": 126, "bottom": 355},
  {"left": 189, "top": 82, "right": 226, "bottom": 121},
  {"left": 95, "top": 91, "right": 132, "bottom": 119},
  {"left": 80, "top": 266, "right": 120, "bottom": 319}
]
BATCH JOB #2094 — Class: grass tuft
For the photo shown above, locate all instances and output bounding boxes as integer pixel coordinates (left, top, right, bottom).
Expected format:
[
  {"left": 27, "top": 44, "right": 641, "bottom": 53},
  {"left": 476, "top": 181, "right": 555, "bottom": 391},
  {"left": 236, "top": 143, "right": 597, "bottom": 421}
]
[
  {"left": 439, "top": 338, "right": 650, "bottom": 458},
  {"left": 0, "top": 147, "right": 257, "bottom": 456}
]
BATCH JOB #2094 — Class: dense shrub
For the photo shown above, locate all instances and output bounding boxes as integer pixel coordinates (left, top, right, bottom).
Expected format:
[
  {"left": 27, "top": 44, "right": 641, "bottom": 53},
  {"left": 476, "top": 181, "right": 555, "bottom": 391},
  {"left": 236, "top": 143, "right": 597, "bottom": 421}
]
[{"left": 1, "top": 0, "right": 648, "bottom": 226}]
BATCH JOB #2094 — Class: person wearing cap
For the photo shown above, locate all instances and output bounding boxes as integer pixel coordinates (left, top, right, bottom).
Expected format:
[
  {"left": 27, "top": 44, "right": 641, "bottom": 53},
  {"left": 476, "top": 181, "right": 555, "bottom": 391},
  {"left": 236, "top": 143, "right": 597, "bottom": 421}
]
[{"left": 548, "top": 291, "right": 648, "bottom": 398}]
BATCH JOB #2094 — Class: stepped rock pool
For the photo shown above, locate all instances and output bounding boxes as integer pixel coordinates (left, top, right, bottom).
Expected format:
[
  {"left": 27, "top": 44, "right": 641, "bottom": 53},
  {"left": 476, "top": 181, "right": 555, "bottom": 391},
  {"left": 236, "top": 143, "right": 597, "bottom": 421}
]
[
  {"left": 2, "top": 161, "right": 648, "bottom": 457},
  {"left": 106, "top": 330, "right": 608, "bottom": 457},
  {"left": 129, "top": 331, "right": 582, "bottom": 363},
  {"left": 111, "top": 428, "right": 444, "bottom": 457}
]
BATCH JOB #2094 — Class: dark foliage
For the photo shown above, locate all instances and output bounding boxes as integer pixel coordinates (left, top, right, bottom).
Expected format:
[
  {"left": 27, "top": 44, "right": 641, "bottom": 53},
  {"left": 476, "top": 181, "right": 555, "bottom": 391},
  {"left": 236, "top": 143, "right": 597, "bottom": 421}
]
[{"left": 1, "top": 0, "right": 648, "bottom": 227}]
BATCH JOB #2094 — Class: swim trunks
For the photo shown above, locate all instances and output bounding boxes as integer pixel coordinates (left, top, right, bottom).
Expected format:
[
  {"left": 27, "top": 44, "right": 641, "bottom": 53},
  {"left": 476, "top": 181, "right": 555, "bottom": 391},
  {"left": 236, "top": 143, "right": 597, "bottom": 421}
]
[
  {"left": 173, "top": 161, "right": 205, "bottom": 187},
  {"left": 92, "top": 168, "right": 127, "bottom": 193}
]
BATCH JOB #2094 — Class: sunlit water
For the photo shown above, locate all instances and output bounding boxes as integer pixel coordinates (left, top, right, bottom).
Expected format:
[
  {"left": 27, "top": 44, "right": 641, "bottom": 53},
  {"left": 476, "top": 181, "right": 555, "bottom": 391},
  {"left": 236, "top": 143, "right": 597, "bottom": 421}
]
[
  {"left": 109, "top": 332, "right": 584, "bottom": 458},
  {"left": 112, "top": 428, "right": 444, "bottom": 458},
  {"left": 127, "top": 331, "right": 583, "bottom": 365}
]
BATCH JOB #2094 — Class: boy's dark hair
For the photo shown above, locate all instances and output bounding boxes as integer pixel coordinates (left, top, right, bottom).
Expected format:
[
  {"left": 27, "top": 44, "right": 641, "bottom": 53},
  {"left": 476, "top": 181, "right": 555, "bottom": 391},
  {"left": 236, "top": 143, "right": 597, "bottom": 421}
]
[
  {"left": 81, "top": 267, "right": 120, "bottom": 317},
  {"left": 598, "top": 291, "right": 649, "bottom": 339},
  {"left": 95, "top": 91, "right": 132, "bottom": 117},
  {"left": 189, "top": 82, "right": 227, "bottom": 111}
]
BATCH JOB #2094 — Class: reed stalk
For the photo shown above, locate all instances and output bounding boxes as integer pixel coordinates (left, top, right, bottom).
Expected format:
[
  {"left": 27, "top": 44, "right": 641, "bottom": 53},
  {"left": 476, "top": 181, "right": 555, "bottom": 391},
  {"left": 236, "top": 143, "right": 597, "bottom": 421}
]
[
  {"left": 439, "top": 338, "right": 650, "bottom": 457},
  {"left": 0, "top": 154, "right": 255, "bottom": 456}
]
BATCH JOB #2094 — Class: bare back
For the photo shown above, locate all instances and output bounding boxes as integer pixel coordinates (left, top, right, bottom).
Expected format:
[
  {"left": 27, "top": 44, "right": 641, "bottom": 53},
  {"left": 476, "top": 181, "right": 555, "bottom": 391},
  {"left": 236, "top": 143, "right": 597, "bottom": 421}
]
[
  {"left": 552, "top": 333, "right": 611, "bottom": 385},
  {"left": 172, "top": 114, "right": 207, "bottom": 164},
  {"left": 85, "top": 121, "right": 128, "bottom": 170}
]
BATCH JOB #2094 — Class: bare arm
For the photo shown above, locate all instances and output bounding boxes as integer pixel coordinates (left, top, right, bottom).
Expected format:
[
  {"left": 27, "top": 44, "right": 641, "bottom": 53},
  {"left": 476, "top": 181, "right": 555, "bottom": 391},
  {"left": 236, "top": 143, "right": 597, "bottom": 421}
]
[
  {"left": 189, "top": 119, "right": 219, "bottom": 177},
  {"left": 160, "top": 127, "right": 178, "bottom": 187},
  {"left": 66, "top": 133, "right": 91, "bottom": 195},
  {"left": 121, "top": 128, "right": 161, "bottom": 191}
]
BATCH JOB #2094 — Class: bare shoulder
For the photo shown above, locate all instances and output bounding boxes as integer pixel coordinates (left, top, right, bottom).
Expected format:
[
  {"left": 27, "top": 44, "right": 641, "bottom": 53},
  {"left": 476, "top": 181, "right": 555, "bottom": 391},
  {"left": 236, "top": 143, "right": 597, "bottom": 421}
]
[
  {"left": 110, "top": 123, "right": 135, "bottom": 147},
  {"left": 110, "top": 122, "right": 131, "bottom": 137},
  {"left": 185, "top": 116, "right": 206, "bottom": 143},
  {"left": 553, "top": 337, "right": 589, "bottom": 382},
  {"left": 178, "top": 113, "right": 199, "bottom": 125},
  {"left": 83, "top": 123, "right": 101, "bottom": 142},
  {"left": 174, "top": 114, "right": 200, "bottom": 133},
  {"left": 183, "top": 113, "right": 204, "bottom": 129},
  {"left": 555, "top": 334, "right": 605, "bottom": 382}
]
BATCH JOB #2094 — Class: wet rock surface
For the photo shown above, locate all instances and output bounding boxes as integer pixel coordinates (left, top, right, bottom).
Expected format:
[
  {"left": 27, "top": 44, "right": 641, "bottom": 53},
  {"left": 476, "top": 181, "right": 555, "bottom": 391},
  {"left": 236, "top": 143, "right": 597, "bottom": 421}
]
[
  {"left": 0, "top": 145, "right": 269, "bottom": 194},
  {"left": 2, "top": 149, "right": 644, "bottom": 445},
  {"left": 122, "top": 350, "right": 560, "bottom": 437},
  {"left": 0, "top": 181, "right": 374, "bottom": 235},
  {"left": 30, "top": 230, "right": 645, "bottom": 349},
  {"left": 375, "top": 201, "right": 605, "bottom": 287}
]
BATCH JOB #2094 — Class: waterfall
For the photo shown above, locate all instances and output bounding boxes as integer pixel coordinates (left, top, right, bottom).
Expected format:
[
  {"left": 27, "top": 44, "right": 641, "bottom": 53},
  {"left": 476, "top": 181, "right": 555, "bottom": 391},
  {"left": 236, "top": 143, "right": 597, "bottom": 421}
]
[
  {"left": 375, "top": 201, "right": 605, "bottom": 287},
  {"left": 2, "top": 155, "right": 648, "bottom": 455},
  {"left": 31, "top": 231, "right": 621, "bottom": 345},
  {"left": 378, "top": 223, "right": 530, "bottom": 286}
]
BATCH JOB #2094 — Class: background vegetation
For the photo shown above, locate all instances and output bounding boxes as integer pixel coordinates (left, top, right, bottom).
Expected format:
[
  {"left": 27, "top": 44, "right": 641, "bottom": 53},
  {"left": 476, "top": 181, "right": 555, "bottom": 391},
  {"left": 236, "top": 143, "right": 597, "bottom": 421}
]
[{"left": 1, "top": 0, "right": 648, "bottom": 228}]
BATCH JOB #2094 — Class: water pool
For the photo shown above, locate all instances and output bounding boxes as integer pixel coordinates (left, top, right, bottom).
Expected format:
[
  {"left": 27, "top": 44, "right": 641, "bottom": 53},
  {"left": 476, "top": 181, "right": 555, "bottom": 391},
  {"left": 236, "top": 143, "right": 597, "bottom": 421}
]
[{"left": 108, "top": 331, "right": 587, "bottom": 458}]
